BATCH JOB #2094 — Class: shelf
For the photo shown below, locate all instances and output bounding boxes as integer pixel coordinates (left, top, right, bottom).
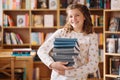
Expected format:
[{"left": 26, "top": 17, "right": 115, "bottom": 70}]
[
  {"left": 105, "top": 53, "right": 120, "bottom": 56},
  {"left": 105, "top": 74, "right": 120, "bottom": 78},
  {"left": 93, "top": 27, "right": 103, "bottom": 33},
  {"left": 104, "top": 9, "right": 120, "bottom": 80}
]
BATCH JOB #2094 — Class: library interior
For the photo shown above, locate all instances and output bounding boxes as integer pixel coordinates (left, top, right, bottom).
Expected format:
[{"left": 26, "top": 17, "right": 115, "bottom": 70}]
[{"left": 0, "top": 0, "right": 120, "bottom": 80}]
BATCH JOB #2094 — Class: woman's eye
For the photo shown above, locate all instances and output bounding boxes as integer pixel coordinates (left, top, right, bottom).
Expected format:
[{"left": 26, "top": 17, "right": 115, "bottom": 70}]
[
  {"left": 76, "top": 15, "right": 80, "bottom": 17},
  {"left": 69, "top": 16, "right": 73, "bottom": 18}
]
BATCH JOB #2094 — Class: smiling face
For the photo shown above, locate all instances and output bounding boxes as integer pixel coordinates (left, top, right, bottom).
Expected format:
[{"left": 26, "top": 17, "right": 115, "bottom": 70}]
[{"left": 67, "top": 9, "right": 85, "bottom": 32}]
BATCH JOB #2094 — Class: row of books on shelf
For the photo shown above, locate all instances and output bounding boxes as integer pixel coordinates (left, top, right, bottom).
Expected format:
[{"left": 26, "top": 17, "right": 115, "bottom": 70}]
[
  {"left": 4, "top": 32, "right": 53, "bottom": 45},
  {"left": 3, "top": 13, "right": 29, "bottom": 27},
  {"left": 108, "top": 17, "right": 120, "bottom": 32},
  {"left": 31, "top": 32, "right": 53, "bottom": 45},
  {"left": 3, "top": 0, "right": 57, "bottom": 10},
  {"left": 31, "top": 0, "right": 57, "bottom": 9},
  {"left": 60, "top": 0, "right": 110, "bottom": 9},
  {"left": 91, "top": 15, "right": 103, "bottom": 27},
  {"left": 106, "top": 36, "right": 120, "bottom": 53},
  {"left": 3, "top": 0, "right": 23, "bottom": 9},
  {"left": 3, "top": 0, "right": 115, "bottom": 10},
  {"left": 32, "top": 14, "right": 54, "bottom": 28},
  {"left": 31, "top": 32, "right": 44, "bottom": 45},
  {"left": 4, "top": 32, "right": 23, "bottom": 45},
  {"left": 3, "top": 14, "right": 54, "bottom": 28},
  {"left": 32, "top": 14, "right": 103, "bottom": 28},
  {"left": 109, "top": 57, "right": 120, "bottom": 75},
  {"left": 12, "top": 48, "right": 32, "bottom": 56}
]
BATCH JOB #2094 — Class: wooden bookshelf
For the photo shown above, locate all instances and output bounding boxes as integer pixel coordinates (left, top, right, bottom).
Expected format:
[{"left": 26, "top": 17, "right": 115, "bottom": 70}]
[
  {"left": 1, "top": 0, "right": 105, "bottom": 79},
  {"left": 104, "top": 10, "right": 120, "bottom": 80}
]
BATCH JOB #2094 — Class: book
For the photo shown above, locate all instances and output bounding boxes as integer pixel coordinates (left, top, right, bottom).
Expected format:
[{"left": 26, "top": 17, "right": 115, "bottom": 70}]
[
  {"left": 54, "top": 52, "right": 79, "bottom": 56},
  {"left": 111, "top": 0, "right": 120, "bottom": 10},
  {"left": 31, "top": 32, "right": 40, "bottom": 45},
  {"left": 16, "top": 33, "right": 23, "bottom": 44},
  {"left": 26, "top": 0, "right": 30, "bottom": 9},
  {"left": 31, "top": 0, "right": 37, "bottom": 9},
  {"left": 110, "top": 57, "right": 120, "bottom": 75},
  {"left": 33, "top": 15, "right": 43, "bottom": 27},
  {"left": 5, "top": 32, "right": 11, "bottom": 44},
  {"left": 3, "top": 14, "right": 8, "bottom": 27},
  {"left": 37, "top": 0, "right": 47, "bottom": 9},
  {"left": 54, "top": 44, "right": 76, "bottom": 48},
  {"left": 7, "top": 15, "right": 15, "bottom": 26},
  {"left": 54, "top": 41, "right": 76, "bottom": 45},
  {"left": 55, "top": 38, "right": 77, "bottom": 42},
  {"left": 52, "top": 54, "right": 78, "bottom": 66},
  {"left": 17, "top": 15, "right": 26, "bottom": 27},
  {"left": 12, "top": 48, "right": 32, "bottom": 56},
  {"left": 53, "top": 48, "right": 79, "bottom": 53},
  {"left": 13, "top": 48, "right": 32, "bottom": 52},
  {"left": 10, "top": 32, "right": 18, "bottom": 45},
  {"left": 49, "top": 0, "right": 57, "bottom": 10},
  {"left": 60, "top": 0, "right": 68, "bottom": 8},
  {"left": 44, "top": 14, "right": 54, "bottom": 27},
  {"left": 60, "top": 15, "right": 66, "bottom": 26}
]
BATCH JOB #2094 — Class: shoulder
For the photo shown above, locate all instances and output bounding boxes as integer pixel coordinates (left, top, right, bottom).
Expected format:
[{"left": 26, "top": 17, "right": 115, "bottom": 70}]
[
  {"left": 88, "top": 32, "right": 98, "bottom": 40},
  {"left": 54, "top": 28, "right": 67, "bottom": 34},
  {"left": 88, "top": 32, "right": 97, "bottom": 37},
  {"left": 56, "top": 28, "right": 66, "bottom": 32}
]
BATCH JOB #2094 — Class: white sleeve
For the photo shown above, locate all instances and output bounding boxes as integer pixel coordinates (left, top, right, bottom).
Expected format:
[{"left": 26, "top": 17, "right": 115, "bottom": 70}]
[{"left": 37, "top": 29, "right": 63, "bottom": 68}]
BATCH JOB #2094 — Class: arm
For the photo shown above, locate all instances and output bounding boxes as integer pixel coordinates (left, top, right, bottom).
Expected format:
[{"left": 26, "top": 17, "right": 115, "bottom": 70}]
[
  {"left": 65, "top": 33, "right": 99, "bottom": 77},
  {"left": 37, "top": 29, "right": 62, "bottom": 67}
]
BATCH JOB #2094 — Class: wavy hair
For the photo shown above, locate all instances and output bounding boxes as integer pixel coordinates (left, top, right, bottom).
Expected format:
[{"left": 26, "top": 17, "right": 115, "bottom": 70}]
[{"left": 64, "top": 4, "right": 93, "bottom": 34}]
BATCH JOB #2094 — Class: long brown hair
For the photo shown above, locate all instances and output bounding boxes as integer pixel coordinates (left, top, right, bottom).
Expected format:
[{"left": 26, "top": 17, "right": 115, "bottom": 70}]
[{"left": 64, "top": 4, "right": 93, "bottom": 34}]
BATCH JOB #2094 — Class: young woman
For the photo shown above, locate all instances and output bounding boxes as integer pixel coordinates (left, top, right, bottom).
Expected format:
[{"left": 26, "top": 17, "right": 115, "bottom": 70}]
[{"left": 37, "top": 4, "right": 99, "bottom": 80}]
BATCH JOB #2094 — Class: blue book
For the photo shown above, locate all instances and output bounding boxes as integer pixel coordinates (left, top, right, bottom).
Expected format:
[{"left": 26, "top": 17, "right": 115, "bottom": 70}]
[
  {"left": 54, "top": 44, "right": 75, "bottom": 48},
  {"left": 53, "top": 47, "right": 76, "bottom": 53},
  {"left": 54, "top": 52, "right": 78, "bottom": 55},
  {"left": 55, "top": 38, "right": 77, "bottom": 42},
  {"left": 54, "top": 41, "right": 76, "bottom": 45},
  {"left": 12, "top": 51, "right": 30, "bottom": 56},
  {"left": 52, "top": 54, "right": 77, "bottom": 66}
]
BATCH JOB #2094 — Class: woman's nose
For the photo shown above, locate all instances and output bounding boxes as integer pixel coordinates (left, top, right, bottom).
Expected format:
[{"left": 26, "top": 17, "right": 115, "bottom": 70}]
[{"left": 72, "top": 16, "right": 76, "bottom": 20}]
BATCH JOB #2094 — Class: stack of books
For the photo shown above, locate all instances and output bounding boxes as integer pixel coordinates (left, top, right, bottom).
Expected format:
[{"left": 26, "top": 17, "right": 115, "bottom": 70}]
[
  {"left": 52, "top": 38, "right": 80, "bottom": 66},
  {"left": 12, "top": 48, "right": 32, "bottom": 56}
]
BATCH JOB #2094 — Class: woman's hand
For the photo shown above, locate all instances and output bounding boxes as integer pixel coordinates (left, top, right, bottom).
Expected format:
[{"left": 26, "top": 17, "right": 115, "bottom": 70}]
[{"left": 50, "top": 62, "right": 74, "bottom": 75}]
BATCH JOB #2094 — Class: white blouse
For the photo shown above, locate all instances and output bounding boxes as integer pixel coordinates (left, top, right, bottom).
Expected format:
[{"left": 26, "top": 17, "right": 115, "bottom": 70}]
[{"left": 37, "top": 28, "right": 99, "bottom": 80}]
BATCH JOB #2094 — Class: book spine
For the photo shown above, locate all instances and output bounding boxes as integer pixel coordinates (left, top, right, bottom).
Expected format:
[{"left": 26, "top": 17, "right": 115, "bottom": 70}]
[
  {"left": 54, "top": 52, "right": 78, "bottom": 55},
  {"left": 54, "top": 41, "right": 76, "bottom": 45},
  {"left": 53, "top": 48, "right": 75, "bottom": 52},
  {"left": 55, "top": 38, "right": 77, "bottom": 42},
  {"left": 54, "top": 44, "right": 75, "bottom": 48}
]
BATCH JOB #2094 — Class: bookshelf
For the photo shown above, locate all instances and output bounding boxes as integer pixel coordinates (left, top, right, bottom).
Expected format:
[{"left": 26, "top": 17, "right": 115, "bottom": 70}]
[
  {"left": 0, "top": 26, "right": 2, "bottom": 48},
  {"left": 1, "top": 0, "right": 106, "bottom": 79},
  {"left": 104, "top": 10, "right": 120, "bottom": 80}
]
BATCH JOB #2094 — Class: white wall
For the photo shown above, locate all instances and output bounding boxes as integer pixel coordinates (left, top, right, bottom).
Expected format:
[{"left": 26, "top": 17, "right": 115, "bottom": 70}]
[{"left": 0, "top": 0, "right": 2, "bottom": 25}]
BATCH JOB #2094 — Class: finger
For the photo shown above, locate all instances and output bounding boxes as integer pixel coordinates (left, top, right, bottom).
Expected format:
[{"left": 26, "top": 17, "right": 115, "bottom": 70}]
[
  {"left": 66, "top": 66, "right": 74, "bottom": 70},
  {"left": 61, "top": 62, "right": 68, "bottom": 65}
]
